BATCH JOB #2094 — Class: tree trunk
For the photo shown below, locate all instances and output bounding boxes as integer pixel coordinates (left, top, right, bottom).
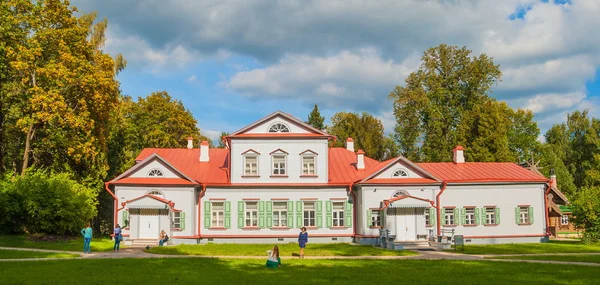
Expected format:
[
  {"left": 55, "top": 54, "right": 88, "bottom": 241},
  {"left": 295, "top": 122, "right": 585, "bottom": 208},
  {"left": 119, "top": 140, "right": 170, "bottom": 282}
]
[{"left": 21, "top": 123, "right": 34, "bottom": 176}]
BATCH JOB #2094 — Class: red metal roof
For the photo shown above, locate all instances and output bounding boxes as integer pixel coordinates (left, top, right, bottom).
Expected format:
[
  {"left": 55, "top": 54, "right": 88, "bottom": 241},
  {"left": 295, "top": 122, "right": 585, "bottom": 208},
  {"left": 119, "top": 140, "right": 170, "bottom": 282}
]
[
  {"left": 416, "top": 162, "right": 548, "bottom": 183},
  {"left": 230, "top": 133, "right": 330, "bottom": 138},
  {"left": 327, "top": 148, "right": 381, "bottom": 184},
  {"left": 361, "top": 178, "right": 440, "bottom": 185},
  {"left": 112, "top": 177, "right": 198, "bottom": 185}
]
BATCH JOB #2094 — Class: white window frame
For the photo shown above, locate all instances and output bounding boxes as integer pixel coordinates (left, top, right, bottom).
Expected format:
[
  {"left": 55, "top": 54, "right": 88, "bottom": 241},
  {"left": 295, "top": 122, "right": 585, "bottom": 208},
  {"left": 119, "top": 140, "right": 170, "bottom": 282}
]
[
  {"left": 561, "top": 215, "right": 569, "bottom": 225},
  {"left": 245, "top": 202, "right": 258, "bottom": 227},
  {"left": 444, "top": 208, "right": 455, "bottom": 225},
  {"left": 146, "top": 190, "right": 164, "bottom": 198},
  {"left": 332, "top": 202, "right": 345, "bottom": 227},
  {"left": 519, "top": 206, "right": 530, "bottom": 224},
  {"left": 392, "top": 169, "right": 409, "bottom": 177},
  {"left": 485, "top": 207, "right": 496, "bottom": 225},
  {"left": 301, "top": 156, "right": 317, "bottom": 175},
  {"left": 303, "top": 202, "right": 316, "bottom": 227},
  {"left": 268, "top": 122, "right": 290, "bottom": 133},
  {"left": 272, "top": 202, "right": 288, "bottom": 227},
  {"left": 371, "top": 210, "right": 381, "bottom": 227},
  {"left": 272, "top": 154, "right": 287, "bottom": 176},
  {"left": 425, "top": 209, "right": 431, "bottom": 227},
  {"left": 147, "top": 169, "right": 164, "bottom": 177},
  {"left": 211, "top": 202, "right": 224, "bottom": 227},
  {"left": 243, "top": 155, "right": 259, "bottom": 176},
  {"left": 172, "top": 212, "right": 181, "bottom": 228},
  {"left": 464, "top": 207, "right": 475, "bottom": 225}
]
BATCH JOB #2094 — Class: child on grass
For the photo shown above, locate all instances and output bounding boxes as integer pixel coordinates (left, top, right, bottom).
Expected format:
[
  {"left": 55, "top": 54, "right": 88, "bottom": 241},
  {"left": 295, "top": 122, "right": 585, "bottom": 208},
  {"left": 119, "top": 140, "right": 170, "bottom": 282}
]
[{"left": 266, "top": 245, "right": 281, "bottom": 268}]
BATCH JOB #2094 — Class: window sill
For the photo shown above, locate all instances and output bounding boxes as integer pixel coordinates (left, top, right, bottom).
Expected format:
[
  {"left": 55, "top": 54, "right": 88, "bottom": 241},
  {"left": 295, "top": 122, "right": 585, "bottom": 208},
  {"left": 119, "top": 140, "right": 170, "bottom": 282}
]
[
  {"left": 369, "top": 226, "right": 382, "bottom": 229},
  {"left": 484, "top": 224, "right": 499, "bottom": 227},
  {"left": 270, "top": 175, "right": 289, "bottom": 178},
  {"left": 124, "top": 228, "right": 130, "bottom": 230},
  {"left": 208, "top": 227, "right": 227, "bottom": 230},
  {"left": 330, "top": 226, "right": 348, "bottom": 230},
  {"left": 517, "top": 223, "right": 532, "bottom": 226},
  {"left": 171, "top": 228, "right": 183, "bottom": 231},
  {"left": 304, "top": 226, "right": 318, "bottom": 230},
  {"left": 241, "top": 175, "right": 260, "bottom": 178},
  {"left": 270, "top": 227, "right": 291, "bottom": 230},
  {"left": 425, "top": 225, "right": 433, "bottom": 228},
  {"left": 300, "top": 175, "right": 318, "bottom": 178},
  {"left": 463, "top": 224, "right": 477, "bottom": 227},
  {"left": 443, "top": 224, "right": 457, "bottom": 227},
  {"left": 242, "top": 227, "right": 261, "bottom": 230}
]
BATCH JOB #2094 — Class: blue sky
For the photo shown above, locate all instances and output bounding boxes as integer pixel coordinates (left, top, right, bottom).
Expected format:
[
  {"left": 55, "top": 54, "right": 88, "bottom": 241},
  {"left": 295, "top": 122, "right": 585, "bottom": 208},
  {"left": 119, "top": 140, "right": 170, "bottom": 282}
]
[{"left": 73, "top": 0, "right": 599, "bottom": 142}]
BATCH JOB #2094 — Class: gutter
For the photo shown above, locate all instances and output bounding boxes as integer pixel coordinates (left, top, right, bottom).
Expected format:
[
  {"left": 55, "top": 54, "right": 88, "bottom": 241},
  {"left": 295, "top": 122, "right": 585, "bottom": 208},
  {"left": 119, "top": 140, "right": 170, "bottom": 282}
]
[
  {"left": 436, "top": 181, "right": 448, "bottom": 236},
  {"left": 348, "top": 184, "right": 357, "bottom": 237},
  {"left": 544, "top": 179, "right": 552, "bottom": 237},
  {"left": 104, "top": 182, "right": 118, "bottom": 228},
  {"left": 198, "top": 184, "right": 207, "bottom": 239}
]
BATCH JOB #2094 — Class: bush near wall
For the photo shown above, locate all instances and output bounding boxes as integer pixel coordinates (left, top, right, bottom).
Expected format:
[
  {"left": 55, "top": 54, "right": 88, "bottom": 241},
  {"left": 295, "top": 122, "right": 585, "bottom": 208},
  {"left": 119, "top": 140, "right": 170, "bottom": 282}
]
[
  {"left": 0, "top": 170, "right": 97, "bottom": 235},
  {"left": 572, "top": 186, "right": 600, "bottom": 243}
]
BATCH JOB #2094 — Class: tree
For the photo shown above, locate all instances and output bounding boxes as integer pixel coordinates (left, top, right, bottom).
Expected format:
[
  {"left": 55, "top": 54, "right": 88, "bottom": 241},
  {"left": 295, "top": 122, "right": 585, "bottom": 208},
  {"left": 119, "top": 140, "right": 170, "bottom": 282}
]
[
  {"left": 508, "top": 108, "right": 540, "bottom": 163},
  {"left": 217, "top": 132, "right": 229, "bottom": 148},
  {"left": 389, "top": 44, "right": 502, "bottom": 162},
  {"left": 327, "top": 112, "right": 387, "bottom": 160},
  {"left": 571, "top": 186, "right": 600, "bottom": 243},
  {"left": 307, "top": 104, "right": 325, "bottom": 130},
  {"left": 535, "top": 144, "right": 577, "bottom": 197}
]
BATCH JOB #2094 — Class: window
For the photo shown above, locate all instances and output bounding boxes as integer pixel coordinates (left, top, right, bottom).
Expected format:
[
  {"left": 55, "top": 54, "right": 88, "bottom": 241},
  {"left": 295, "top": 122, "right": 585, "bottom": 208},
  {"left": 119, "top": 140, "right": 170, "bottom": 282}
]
[
  {"left": 244, "top": 156, "right": 258, "bottom": 175},
  {"left": 148, "top": 169, "right": 163, "bottom": 177},
  {"left": 272, "top": 202, "right": 288, "bottom": 227},
  {"left": 392, "top": 190, "right": 410, "bottom": 198},
  {"left": 146, "top": 190, "right": 164, "bottom": 198},
  {"left": 519, "top": 206, "right": 530, "bottom": 224},
  {"left": 245, "top": 202, "right": 258, "bottom": 227},
  {"left": 464, "top": 208, "right": 475, "bottom": 225},
  {"left": 425, "top": 209, "right": 431, "bottom": 227},
  {"left": 303, "top": 202, "right": 316, "bottom": 227},
  {"left": 371, "top": 210, "right": 381, "bottom": 227},
  {"left": 444, "top": 208, "right": 455, "bottom": 225},
  {"left": 392, "top": 169, "right": 408, "bottom": 177},
  {"left": 272, "top": 155, "right": 286, "bottom": 175},
  {"left": 172, "top": 212, "right": 181, "bottom": 228},
  {"left": 268, "top": 123, "right": 290, "bottom": 133},
  {"left": 561, "top": 215, "right": 569, "bottom": 225},
  {"left": 302, "top": 156, "right": 316, "bottom": 175},
  {"left": 485, "top": 207, "right": 496, "bottom": 224},
  {"left": 211, "top": 202, "right": 224, "bottom": 227},
  {"left": 332, "top": 202, "right": 345, "bottom": 227}
]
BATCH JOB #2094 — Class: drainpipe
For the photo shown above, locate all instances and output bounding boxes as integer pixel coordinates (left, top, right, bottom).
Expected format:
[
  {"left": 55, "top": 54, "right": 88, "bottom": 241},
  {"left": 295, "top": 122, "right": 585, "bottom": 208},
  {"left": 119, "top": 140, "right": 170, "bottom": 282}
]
[
  {"left": 436, "top": 181, "right": 448, "bottom": 237},
  {"left": 348, "top": 184, "right": 357, "bottom": 237},
  {"left": 104, "top": 182, "right": 118, "bottom": 228},
  {"left": 544, "top": 180, "right": 552, "bottom": 237},
  {"left": 198, "top": 184, "right": 207, "bottom": 238}
]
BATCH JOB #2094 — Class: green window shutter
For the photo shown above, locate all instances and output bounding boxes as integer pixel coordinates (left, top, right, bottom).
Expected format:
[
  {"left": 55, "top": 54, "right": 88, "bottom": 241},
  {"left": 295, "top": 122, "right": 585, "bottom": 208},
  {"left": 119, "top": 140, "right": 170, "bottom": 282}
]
[
  {"left": 326, "top": 201, "right": 333, "bottom": 228},
  {"left": 258, "top": 201, "right": 266, "bottom": 228},
  {"left": 204, "top": 201, "right": 211, "bottom": 229},
  {"left": 515, "top": 207, "right": 520, "bottom": 224},
  {"left": 180, "top": 212, "right": 186, "bottom": 230},
  {"left": 454, "top": 208, "right": 460, "bottom": 225},
  {"left": 495, "top": 207, "right": 501, "bottom": 225},
  {"left": 429, "top": 208, "right": 436, "bottom": 226},
  {"left": 266, "top": 201, "right": 273, "bottom": 228},
  {"left": 296, "top": 201, "right": 303, "bottom": 228},
  {"left": 461, "top": 208, "right": 466, "bottom": 225},
  {"left": 316, "top": 201, "right": 323, "bottom": 228},
  {"left": 474, "top": 208, "right": 480, "bottom": 225},
  {"left": 345, "top": 200, "right": 352, "bottom": 227},
  {"left": 122, "top": 211, "right": 129, "bottom": 227},
  {"left": 237, "top": 201, "right": 244, "bottom": 229},
  {"left": 366, "top": 209, "right": 372, "bottom": 227},
  {"left": 529, "top": 206, "right": 534, "bottom": 224},
  {"left": 287, "top": 201, "right": 294, "bottom": 228},
  {"left": 224, "top": 202, "right": 231, "bottom": 229}
]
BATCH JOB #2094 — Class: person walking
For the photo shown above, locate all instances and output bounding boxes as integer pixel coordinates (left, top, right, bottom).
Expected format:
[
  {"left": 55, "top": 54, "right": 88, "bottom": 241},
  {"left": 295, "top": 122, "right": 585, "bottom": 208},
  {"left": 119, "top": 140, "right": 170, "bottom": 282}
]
[
  {"left": 298, "top": 227, "right": 308, "bottom": 259},
  {"left": 113, "top": 224, "right": 122, "bottom": 252},
  {"left": 81, "top": 223, "right": 93, "bottom": 254}
]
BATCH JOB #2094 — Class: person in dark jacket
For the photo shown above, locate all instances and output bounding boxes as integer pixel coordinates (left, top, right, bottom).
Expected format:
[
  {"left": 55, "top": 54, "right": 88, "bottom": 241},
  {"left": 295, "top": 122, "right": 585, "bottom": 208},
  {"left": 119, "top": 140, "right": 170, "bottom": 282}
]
[{"left": 298, "top": 227, "right": 308, "bottom": 259}]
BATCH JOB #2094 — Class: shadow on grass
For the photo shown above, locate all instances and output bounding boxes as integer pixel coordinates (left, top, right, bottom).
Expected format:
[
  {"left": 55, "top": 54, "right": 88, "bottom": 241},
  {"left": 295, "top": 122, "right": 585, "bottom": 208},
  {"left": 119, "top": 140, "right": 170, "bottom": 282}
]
[{"left": 0, "top": 235, "right": 116, "bottom": 252}]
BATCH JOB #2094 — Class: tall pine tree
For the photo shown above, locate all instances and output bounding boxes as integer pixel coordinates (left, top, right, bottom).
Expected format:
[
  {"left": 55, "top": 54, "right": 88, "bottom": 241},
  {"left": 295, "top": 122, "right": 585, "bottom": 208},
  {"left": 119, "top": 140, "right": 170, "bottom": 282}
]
[{"left": 307, "top": 105, "right": 325, "bottom": 130}]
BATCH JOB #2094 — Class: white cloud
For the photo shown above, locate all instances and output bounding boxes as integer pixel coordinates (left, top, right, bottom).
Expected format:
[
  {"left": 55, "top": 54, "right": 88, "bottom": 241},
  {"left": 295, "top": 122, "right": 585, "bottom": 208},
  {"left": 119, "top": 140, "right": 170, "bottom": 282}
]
[
  {"left": 521, "top": 91, "right": 586, "bottom": 113},
  {"left": 202, "top": 129, "right": 222, "bottom": 144},
  {"left": 187, "top": 75, "right": 198, "bottom": 83}
]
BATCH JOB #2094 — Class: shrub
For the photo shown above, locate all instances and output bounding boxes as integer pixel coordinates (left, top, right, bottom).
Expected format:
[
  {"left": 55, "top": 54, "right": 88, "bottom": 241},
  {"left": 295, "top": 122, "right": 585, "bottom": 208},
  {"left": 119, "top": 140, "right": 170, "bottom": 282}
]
[{"left": 571, "top": 186, "right": 600, "bottom": 243}]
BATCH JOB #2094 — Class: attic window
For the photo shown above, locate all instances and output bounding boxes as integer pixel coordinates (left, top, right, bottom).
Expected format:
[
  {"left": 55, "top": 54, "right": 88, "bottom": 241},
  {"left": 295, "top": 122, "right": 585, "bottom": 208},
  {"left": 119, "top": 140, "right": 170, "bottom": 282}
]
[
  {"left": 268, "top": 123, "right": 290, "bottom": 133},
  {"left": 392, "top": 169, "right": 408, "bottom": 177},
  {"left": 146, "top": 190, "right": 164, "bottom": 198},
  {"left": 392, "top": 190, "right": 410, "bottom": 198},
  {"left": 148, "top": 169, "right": 164, "bottom": 177}
]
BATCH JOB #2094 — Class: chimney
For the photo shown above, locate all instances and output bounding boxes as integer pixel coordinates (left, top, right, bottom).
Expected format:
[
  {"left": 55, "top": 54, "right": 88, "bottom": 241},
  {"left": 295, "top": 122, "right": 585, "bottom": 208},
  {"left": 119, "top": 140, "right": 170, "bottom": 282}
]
[
  {"left": 346, "top": 137, "right": 355, "bottom": 152},
  {"left": 200, "top": 141, "right": 210, "bottom": 162},
  {"left": 356, "top": 149, "right": 365, "bottom": 170},
  {"left": 549, "top": 171, "right": 557, "bottom": 188},
  {"left": 453, "top": 146, "right": 465, "bottom": 164},
  {"left": 187, "top": 137, "right": 193, "bottom": 149}
]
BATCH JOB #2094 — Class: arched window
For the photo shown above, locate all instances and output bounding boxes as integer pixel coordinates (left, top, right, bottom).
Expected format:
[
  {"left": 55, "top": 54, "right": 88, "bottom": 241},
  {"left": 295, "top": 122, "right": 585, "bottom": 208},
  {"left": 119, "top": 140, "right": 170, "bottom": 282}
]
[
  {"left": 148, "top": 169, "right": 164, "bottom": 177},
  {"left": 268, "top": 123, "right": 290, "bottom": 133},
  {"left": 146, "top": 190, "right": 164, "bottom": 198},
  {"left": 392, "top": 169, "right": 408, "bottom": 177},
  {"left": 392, "top": 190, "right": 410, "bottom": 198}
]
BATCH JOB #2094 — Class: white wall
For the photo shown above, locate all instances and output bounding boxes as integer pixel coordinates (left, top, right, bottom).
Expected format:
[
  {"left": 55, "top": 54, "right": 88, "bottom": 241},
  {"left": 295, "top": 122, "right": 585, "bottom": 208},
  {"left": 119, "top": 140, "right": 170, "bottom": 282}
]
[
  {"left": 201, "top": 187, "right": 353, "bottom": 237},
  {"left": 230, "top": 139, "right": 329, "bottom": 183},
  {"left": 115, "top": 186, "right": 197, "bottom": 238},
  {"left": 245, "top": 117, "right": 311, "bottom": 134},
  {"left": 129, "top": 160, "right": 181, "bottom": 178}
]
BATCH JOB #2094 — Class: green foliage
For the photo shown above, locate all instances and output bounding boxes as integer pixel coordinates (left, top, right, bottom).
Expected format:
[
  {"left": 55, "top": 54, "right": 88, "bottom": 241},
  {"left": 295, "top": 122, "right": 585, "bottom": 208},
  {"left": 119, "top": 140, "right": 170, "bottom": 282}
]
[
  {"left": 217, "top": 132, "right": 229, "bottom": 148},
  {"left": 327, "top": 112, "right": 387, "bottom": 160},
  {"left": 0, "top": 170, "right": 97, "bottom": 235},
  {"left": 571, "top": 186, "right": 600, "bottom": 243},
  {"left": 306, "top": 104, "right": 325, "bottom": 130},
  {"left": 535, "top": 144, "right": 577, "bottom": 196}
]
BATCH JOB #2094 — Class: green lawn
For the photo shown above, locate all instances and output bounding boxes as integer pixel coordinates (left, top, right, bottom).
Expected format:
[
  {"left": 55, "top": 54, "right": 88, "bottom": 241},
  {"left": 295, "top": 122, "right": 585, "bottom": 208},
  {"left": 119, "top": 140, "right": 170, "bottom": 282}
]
[
  {"left": 0, "top": 258, "right": 597, "bottom": 284},
  {"left": 147, "top": 243, "right": 418, "bottom": 257},
  {"left": 0, "top": 235, "right": 117, "bottom": 252},
  {"left": 0, "top": 249, "right": 79, "bottom": 259},
  {"left": 448, "top": 240, "right": 600, "bottom": 255},
  {"left": 488, "top": 254, "right": 600, "bottom": 264}
]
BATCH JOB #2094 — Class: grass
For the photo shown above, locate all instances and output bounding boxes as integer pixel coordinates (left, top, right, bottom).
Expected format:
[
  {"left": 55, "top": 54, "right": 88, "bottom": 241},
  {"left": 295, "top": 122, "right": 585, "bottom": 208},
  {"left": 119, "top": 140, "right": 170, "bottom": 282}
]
[
  {"left": 146, "top": 243, "right": 418, "bottom": 257},
  {"left": 488, "top": 254, "right": 600, "bottom": 264},
  {"left": 0, "top": 249, "right": 79, "bottom": 259},
  {"left": 447, "top": 240, "right": 600, "bottom": 255},
  {"left": 0, "top": 235, "right": 117, "bottom": 252},
  {"left": 0, "top": 258, "right": 597, "bottom": 285}
]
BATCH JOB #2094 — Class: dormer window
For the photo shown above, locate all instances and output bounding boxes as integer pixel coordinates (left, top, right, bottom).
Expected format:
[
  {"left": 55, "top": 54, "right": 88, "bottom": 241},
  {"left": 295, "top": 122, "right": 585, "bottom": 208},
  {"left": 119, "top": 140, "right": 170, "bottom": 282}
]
[
  {"left": 148, "top": 169, "right": 164, "bottom": 177},
  {"left": 299, "top": 149, "right": 318, "bottom": 176},
  {"left": 268, "top": 123, "right": 290, "bottom": 133},
  {"left": 392, "top": 169, "right": 408, "bottom": 178},
  {"left": 242, "top": 149, "right": 260, "bottom": 176},
  {"left": 270, "top": 149, "right": 288, "bottom": 176}
]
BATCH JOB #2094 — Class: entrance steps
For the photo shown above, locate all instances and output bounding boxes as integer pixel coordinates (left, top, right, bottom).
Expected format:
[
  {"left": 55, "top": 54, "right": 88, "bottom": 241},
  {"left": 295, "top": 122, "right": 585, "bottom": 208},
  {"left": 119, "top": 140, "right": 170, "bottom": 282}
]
[
  {"left": 393, "top": 241, "right": 432, "bottom": 250},
  {"left": 125, "top": 239, "right": 157, "bottom": 248}
]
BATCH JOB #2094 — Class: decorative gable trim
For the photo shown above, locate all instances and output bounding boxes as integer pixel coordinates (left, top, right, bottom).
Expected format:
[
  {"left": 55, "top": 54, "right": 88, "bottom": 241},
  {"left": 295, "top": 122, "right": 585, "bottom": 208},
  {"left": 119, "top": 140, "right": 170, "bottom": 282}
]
[
  {"left": 269, "top": 148, "right": 289, "bottom": 155},
  {"left": 228, "top": 111, "right": 331, "bottom": 136},
  {"left": 299, "top": 149, "right": 318, "bottom": 156},
  {"left": 241, "top": 149, "right": 261, "bottom": 155},
  {"left": 361, "top": 156, "right": 441, "bottom": 183},
  {"left": 110, "top": 153, "right": 196, "bottom": 184}
]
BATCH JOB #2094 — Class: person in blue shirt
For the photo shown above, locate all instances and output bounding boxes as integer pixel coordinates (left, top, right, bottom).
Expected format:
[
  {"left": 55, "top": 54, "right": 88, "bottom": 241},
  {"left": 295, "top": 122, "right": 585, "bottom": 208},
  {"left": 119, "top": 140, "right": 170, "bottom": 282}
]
[
  {"left": 298, "top": 227, "right": 308, "bottom": 259},
  {"left": 113, "top": 224, "right": 122, "bottom": 252},
  {"left": 81, "top": 223, "right": 93, "bottom": 254}
]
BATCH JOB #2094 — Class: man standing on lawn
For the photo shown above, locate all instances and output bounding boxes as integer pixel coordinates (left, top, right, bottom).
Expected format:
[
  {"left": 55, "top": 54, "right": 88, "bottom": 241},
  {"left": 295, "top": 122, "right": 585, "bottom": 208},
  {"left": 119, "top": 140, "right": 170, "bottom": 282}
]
[{"left": 81, "top": 223, "right": 92, "bottom": 254}]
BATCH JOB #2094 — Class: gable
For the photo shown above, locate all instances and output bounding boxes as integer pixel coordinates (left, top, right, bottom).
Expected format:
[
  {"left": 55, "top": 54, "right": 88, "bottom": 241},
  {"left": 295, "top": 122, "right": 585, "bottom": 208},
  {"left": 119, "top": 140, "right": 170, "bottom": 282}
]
[
  {"left": 229, "top": 111, "right": 329, "bottom": 136},
  {"left": 374, "top": 161, "right": 426, "bottom": 179},
  {"left": 129, "top": 159, "right": 182, "bottom": 179},
  {"left": 246, "top": 116, "right": 311, "bottom": 134}
]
